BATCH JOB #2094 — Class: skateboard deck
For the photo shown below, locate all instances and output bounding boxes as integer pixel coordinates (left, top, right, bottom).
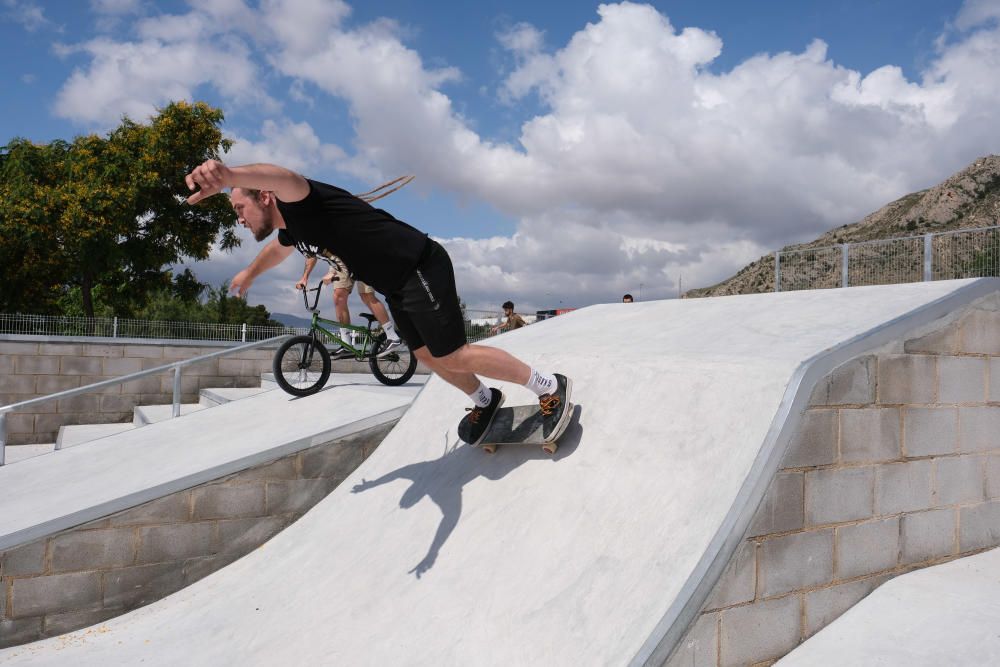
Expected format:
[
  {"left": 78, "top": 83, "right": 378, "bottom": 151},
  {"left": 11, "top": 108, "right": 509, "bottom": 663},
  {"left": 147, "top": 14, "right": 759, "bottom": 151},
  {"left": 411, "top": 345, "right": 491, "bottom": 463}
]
[{"left": 478, "top": 403, "right": 575, "bottom": 455}]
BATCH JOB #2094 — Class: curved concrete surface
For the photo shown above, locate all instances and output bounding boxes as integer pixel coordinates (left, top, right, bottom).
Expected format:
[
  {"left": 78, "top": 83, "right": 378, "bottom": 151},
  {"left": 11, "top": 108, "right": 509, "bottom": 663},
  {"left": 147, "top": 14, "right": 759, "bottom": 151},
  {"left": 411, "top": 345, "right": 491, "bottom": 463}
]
[
  {"left": 778, "top": 547, "right": 1000, "bottom": 666},
  {"left": 1, "top": 280, "right": 995, "bottom": 666}
]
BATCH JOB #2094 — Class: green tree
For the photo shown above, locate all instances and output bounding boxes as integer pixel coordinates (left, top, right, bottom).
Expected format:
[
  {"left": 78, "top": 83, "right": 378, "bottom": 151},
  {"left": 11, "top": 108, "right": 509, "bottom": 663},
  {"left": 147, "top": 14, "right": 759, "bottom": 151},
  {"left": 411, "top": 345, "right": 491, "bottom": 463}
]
[{"left": 0, "top": 101, "right": 238, "bottom": 317}]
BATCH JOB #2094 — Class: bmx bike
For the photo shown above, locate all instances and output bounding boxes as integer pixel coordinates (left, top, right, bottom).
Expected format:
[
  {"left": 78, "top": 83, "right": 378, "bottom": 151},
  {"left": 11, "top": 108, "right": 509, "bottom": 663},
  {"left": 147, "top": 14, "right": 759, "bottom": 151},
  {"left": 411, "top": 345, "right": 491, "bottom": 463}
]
[{"left": 272, "top": 282, "right": 417, "bottom": 396}]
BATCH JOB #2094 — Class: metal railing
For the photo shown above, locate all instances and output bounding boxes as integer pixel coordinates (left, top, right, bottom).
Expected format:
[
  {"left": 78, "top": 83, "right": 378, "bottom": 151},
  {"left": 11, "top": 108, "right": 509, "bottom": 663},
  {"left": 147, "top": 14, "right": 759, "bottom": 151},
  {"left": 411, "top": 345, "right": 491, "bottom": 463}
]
[
  {"left": 775, "top": 224, "right": 1000, "bottom": 292},
  {"left": 0, "top": 335, "right": 290, "bottom": 466}
]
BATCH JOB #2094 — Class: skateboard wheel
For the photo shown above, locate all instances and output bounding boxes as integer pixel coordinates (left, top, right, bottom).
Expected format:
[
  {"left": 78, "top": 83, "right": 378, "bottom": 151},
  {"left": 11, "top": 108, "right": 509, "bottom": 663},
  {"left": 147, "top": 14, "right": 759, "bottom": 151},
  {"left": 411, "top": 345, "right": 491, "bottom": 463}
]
[
  {"left": 482, "top": 444, "right": 497, "bottom": 454},
  {"left": 542, "top": 442, "right": 558, "bottom": 455}
]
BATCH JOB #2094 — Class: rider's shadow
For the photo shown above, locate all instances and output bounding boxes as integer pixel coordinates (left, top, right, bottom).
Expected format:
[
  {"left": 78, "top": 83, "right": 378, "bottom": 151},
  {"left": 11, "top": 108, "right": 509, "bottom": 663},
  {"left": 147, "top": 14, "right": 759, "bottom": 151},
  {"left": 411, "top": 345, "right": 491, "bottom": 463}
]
[{"left": 351, "top": 405, "right": 583, "bottom": 578}]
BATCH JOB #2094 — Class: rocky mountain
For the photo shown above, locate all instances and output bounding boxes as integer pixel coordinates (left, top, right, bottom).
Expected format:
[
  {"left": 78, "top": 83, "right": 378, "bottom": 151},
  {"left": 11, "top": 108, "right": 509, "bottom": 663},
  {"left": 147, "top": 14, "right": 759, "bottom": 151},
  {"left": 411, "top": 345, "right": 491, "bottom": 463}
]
[{"left": 686, "top": 155, "right": 1000, "bottom": 298}]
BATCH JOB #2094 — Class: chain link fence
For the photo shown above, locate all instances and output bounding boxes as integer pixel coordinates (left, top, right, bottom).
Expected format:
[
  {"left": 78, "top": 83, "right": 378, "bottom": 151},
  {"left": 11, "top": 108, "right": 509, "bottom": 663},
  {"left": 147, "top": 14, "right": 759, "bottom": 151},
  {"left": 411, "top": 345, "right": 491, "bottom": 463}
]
[{"left": 775, "top": 225, "right": 1000, "bottom": 292}]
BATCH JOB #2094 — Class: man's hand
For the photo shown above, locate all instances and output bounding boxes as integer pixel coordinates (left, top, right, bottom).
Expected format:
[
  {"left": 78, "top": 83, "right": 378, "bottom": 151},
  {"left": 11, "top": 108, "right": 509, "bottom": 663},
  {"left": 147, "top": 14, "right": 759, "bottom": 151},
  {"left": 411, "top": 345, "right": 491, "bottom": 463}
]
[
  {"left": 295, "top": 279, "right": 307, "bottom": 291},
  {"left": 186, "top": 159, "right": 232, "bottom": 205},
  {"left": 320, "top": 271, "right": 335, "bottom": 285},
  {"left": 231, "top": 269, "right": 254, "bottom": 297}
]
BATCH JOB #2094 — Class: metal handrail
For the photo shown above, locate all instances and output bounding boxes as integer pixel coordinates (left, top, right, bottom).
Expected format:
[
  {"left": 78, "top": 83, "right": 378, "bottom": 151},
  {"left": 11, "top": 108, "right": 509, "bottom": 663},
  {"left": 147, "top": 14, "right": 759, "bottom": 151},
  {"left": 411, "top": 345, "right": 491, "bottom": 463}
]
[{"left": 0, "top": 334, "right": 291, "bottom": 466}]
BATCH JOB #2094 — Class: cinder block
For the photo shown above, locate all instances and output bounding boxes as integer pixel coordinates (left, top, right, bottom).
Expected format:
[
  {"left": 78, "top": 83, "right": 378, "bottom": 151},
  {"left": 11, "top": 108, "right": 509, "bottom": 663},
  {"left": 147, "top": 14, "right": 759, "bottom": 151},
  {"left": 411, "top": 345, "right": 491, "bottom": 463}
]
[
  {"left": 56, "top": 394, "right": 100, "bottom": 414},
  {"left": 121, "top": 376, "right": 163, "bottom": 394},
  {"left": 0, "top": 341, "right": 37, "bottom": 354},
  {"left": 232, "top": 456, "right": 299, "bottom": 481},
  {"left": 185, "top": 360, "right": 221, "bottom": 377},
  {"left": 803, "top": 576, "right": 886, "bottom": 638},
  {"left": 960, "top": 310, "right": 1000, "bottom": 355},
  {"left": 938, "top": 357, "right": 987, "bottom": 404},
  {"left": 665, "top": 613, "right": 718, "bottom": 667},
  {"left": 0, "top": 540, "right": 46, "bottom": 577},
  {"left": 38, "top": 343, "right": 83, "bottom": 356},
  {"left": 758, "top": 530, "right": 834, "bottom": 597},
  {"left": 706, "top": 541, "right": 756, "bottom": 609},
  {"left": 16, "top": 356, "right": 61, "bottom": 375},
  {"left": 102, "top": 357, "right": 143, "bottom": 376},
  {"left": 103, "top": 563, "right": 186, "bottom": 609},
  {"left": 4, "top": 412, "right": 35, "bottom": 435},
  {"left": 840, "top": 408, "right": 900, "bottom": 463},
  {"left": 79, "top": 375, "right": 121, "bottom": 394},
  {"left": 136, "top": 522, "right": 217, "bottom": 564},
  {"left": 298, "top": 443, "right": 365, "bottom": 479},
  {"left": 57, "top": 357, "right": 103, "bottom": 375},
  {"left": 877, "top": 355, "right": 936, "bottom": 404},
  {"left": 836, "top": 517, "right": 899, "bottom": 579},
  {"left": 218, "top": 359, "right": 243, "bottom": 376},
  {"left": 749, "top": 472, "right": 804, "bottom": 537},
  {"left": 217, "top": 517, "right": 288, "bottom": 556},
  {"left": 0, "top": 618, "right": 43, "bottom": 648},
  {"left": 0, "top": 375, "right": 36, "bottom": 394},
  {"left": 123, "top": 345, "right": 163, "bottom": 358},
  {"left": 109, "top": 492, "right": 191, "bottom": 527},
  {"left": 782, "top": 410, "right": 838, "bottom": 469},
  {"left": 180, "top": 553, "right": 241, "bottom": 587},
  {"left": 49, "top": 528, "right": 134, "bottom": 573},
  {"left": 10, "top": 572, "right": 102, "bottom": 617},
  {"left": 959, "top": 501, "right": 1000, "bottom": 552},
  {"left": 903, "top": 407, "right": 958, "bottom": 457},
  {"left": 959, "top": 407, "right": 1000, "bottom": 452},
  {"left": 82, "top": 344, "right": 123, "bottom": 357},
  {"left": 900, "top": 509, "right": 956, "bottom": 565},
  {"left": 958, "top": 500, "right": 1000, "bottom": 553},
  {"left": 991, "top": 359, "right": 1000, "bottom": 403},
  {"left": 191, "top": 483, "right": 266, "bottom": 520},
  {"left": 904, "top": 324, "right": 961, "bottom": 355},
  {"left": 0, "top": 355, "right": 13, "bottom": 375},
  {"left": 805, "top": 467, "right": 875, "bottom": 526},
  {"left": 265, "top": 479, "right": 333, "bottom": 515},
  {"left": 719, "top": 595, "right": 801, "bottom": 667},
  {"left": 34, "top": 375, "right": 81, "bottom": 394},
  {"left": 809, "top": 356, "right": 876, "bottom": 406},
  {"left": 875, "top": 460, "right": 933, "bottom": 515},
  {"left": 41, "top": 608, "right": 120, "bottom": 638},
  {"left": 987, "top": 455, "right": 1000, "bottom": 499},
  {"left": 934, "top": 456, "right": 986, "bottom": 506},
  {"left": 101, "top": 394, "right": 140, "bottom": 413}
]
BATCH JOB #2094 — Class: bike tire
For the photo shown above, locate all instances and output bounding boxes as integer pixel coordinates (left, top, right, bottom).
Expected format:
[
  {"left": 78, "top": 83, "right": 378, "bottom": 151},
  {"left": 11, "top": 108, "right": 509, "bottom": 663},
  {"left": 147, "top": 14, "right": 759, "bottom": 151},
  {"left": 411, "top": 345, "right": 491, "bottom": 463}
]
[
  {"left": 273, "top": 335, "right": 332, "bottom": 397},
  {"left": 369, "top": 335, "right": 417, "bottom": 386}
]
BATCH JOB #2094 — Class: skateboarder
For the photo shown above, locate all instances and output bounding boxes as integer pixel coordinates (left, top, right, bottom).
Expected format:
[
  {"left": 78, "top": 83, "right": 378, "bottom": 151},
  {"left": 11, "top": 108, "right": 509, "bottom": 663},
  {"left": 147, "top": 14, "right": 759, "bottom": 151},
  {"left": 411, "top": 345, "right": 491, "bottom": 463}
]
[
  {"left": 296, "top": 253, "right": 403, "bottom": 358},
  {"left": 185, "top": 160, "right": 571, "bottom": 445}
]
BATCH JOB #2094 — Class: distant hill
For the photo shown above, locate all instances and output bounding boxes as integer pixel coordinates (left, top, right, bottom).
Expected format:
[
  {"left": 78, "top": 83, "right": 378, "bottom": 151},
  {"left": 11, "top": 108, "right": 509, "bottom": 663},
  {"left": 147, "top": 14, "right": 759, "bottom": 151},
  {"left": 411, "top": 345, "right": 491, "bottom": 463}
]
[
  {"left": 686, "top": 155, "right": 1000, "bottom": 298},
  {"left": 270, "top": 312, "right": 312, "bottom": 329}
]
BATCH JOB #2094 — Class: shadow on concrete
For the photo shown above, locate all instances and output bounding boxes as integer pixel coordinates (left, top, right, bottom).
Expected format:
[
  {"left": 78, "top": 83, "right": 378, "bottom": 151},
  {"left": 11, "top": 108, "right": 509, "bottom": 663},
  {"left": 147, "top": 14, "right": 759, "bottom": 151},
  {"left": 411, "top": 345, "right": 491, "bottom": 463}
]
[{"left": 351, "top": 404, "right": 583, "bottom": 578}]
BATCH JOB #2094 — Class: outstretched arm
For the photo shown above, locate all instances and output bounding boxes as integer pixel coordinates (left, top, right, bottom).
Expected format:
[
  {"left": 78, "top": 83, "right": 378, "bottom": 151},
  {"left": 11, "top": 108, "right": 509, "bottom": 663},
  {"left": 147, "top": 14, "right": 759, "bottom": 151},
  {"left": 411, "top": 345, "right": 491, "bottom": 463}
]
[
  {"left": 296, "top": 257, "right": 318, "bottom": 290},
  {"left": 231, "top": 238, "right": 295, "bottom": 297},
  {"left": 186, "top": 160, "right": 310, "bottom": 204}
]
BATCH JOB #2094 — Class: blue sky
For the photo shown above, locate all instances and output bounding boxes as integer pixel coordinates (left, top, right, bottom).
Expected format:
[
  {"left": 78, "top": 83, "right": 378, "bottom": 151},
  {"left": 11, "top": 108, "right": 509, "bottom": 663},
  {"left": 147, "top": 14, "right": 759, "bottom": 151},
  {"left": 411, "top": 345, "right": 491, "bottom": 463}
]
[{"left": 2, "top": 0, "right": 998, "bottom": 316}]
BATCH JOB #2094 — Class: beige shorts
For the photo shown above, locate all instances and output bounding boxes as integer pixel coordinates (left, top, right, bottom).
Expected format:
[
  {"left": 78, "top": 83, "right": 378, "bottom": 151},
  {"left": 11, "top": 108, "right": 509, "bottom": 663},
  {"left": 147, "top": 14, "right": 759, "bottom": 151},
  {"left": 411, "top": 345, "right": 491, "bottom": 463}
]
[{"left": 321, "top": 254, "right": 374, "bottom": 294}]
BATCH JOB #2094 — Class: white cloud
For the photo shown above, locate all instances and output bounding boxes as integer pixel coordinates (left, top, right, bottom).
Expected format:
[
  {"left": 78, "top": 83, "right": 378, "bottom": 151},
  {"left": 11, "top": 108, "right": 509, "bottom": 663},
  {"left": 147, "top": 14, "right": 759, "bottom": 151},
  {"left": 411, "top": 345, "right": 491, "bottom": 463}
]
[
  {"left": 3, "top": 0, "right": 49, "bottom": 31},
  {"left": 225, "top": 119, "right": 347, "bottom": 176}
]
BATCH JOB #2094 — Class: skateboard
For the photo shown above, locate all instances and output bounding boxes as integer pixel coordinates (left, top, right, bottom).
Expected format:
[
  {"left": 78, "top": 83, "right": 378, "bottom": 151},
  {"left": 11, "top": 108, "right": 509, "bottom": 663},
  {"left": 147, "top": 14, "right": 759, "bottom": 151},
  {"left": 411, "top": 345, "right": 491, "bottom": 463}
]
[{"left": 478, "top": 403, "right": 575, "bottom": 455}]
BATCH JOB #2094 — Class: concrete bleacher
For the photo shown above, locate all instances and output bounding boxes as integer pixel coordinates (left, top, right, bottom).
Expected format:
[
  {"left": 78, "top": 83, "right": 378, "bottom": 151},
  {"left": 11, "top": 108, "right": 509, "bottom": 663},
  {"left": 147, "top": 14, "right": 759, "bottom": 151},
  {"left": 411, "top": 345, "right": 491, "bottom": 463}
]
[{"left": 2, "top": 279, "right": 999, "bottom": 665}]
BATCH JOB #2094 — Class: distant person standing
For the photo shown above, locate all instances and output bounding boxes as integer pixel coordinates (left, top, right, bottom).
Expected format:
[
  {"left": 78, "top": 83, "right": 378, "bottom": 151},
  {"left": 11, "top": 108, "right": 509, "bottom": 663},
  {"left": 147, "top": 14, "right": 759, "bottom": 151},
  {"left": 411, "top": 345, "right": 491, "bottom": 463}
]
[
  {"left": 491, "top": 301, "right": 527, "bottom": 334},
  {"left": 622, "top": 294, "right": 634, "bottom": 303}
]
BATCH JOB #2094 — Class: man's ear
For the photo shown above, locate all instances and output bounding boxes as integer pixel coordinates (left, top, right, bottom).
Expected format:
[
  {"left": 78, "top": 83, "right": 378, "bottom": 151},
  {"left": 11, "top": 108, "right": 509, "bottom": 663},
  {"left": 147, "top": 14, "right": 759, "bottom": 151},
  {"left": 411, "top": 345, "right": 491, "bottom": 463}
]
[{"left": 259, "top": 190, "right": 275, "bottom": 206}]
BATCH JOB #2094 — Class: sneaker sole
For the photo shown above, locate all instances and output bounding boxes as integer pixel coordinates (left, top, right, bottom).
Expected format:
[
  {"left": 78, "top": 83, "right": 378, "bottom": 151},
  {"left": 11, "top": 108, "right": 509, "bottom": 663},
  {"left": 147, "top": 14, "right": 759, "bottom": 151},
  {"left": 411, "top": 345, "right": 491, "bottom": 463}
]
[{"left": 469, "top": 391, "right": 505, "bottom": 446}]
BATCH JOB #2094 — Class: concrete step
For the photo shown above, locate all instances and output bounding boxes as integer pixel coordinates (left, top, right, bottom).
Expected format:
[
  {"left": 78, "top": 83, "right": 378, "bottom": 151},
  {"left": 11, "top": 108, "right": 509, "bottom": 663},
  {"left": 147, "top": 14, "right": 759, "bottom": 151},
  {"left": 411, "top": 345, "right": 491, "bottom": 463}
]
[
  {"left": 133, "top": 403, "right": 207, "bottom": 427},
  {"left": 199, "top": 387, "right": 271, "bottom": 407},
  {"left": 3, "top": 443, "right": 55, "bottom": 464},
  {"left": 56, "top": 423, "right": 136, "bottom": 449}
]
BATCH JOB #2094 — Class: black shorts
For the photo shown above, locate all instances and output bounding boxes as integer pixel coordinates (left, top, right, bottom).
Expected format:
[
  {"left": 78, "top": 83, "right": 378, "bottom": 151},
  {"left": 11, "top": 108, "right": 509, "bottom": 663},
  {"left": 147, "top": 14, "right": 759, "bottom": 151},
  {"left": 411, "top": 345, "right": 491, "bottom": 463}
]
[{"left": 385, "top": 239, "right": 468, "bottom": 358}]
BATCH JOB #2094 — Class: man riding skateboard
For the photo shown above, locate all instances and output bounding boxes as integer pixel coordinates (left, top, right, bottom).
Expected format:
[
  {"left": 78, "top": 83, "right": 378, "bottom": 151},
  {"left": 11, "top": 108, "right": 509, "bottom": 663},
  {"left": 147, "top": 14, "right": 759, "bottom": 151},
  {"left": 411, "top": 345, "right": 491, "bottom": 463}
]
[{"left": 184, "top": 160, "right": 571, "bottom": 445}]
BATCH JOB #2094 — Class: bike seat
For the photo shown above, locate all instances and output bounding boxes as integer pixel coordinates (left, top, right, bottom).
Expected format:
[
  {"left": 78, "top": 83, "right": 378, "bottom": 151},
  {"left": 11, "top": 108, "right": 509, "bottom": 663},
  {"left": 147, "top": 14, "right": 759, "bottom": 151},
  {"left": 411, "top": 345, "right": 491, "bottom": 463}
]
[{"left": 359, "top": 313, "right": 377, "bottom": 323}]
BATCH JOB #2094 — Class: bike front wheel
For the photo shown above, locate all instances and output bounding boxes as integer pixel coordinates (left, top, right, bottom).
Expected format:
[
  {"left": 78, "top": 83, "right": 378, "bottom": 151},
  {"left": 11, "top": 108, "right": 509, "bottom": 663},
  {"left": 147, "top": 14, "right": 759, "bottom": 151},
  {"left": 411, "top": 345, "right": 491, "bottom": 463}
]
[
  {"left": 273, "top": 335, "right": 332, "bottom": 396},
  {"left": 369, "top": 335, "right": 417, "bottom": 386}
]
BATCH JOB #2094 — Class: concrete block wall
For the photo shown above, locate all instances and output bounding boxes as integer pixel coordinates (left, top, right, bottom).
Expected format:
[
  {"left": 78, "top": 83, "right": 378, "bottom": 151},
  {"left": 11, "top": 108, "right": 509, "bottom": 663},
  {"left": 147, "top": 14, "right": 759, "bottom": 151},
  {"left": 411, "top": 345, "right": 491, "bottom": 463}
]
[
  {"left": 0, "top": 338, "right": 277, "bottom": 445},
  {"left": 666, "top": 303, "right": 1000, "bottom": 667},
  {"left": 0, "top": 420, "right": 394, "bottom": 647}
]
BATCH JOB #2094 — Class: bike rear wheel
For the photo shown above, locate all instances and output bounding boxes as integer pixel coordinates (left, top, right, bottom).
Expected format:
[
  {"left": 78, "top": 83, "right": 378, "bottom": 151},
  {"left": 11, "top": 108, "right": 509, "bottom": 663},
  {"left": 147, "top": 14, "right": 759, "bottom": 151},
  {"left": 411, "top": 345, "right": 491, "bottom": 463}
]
[
  {"left": 369, "top": 335, "right": 417, "bottom": 386},
  {"left": 273, "top": 335, "right": 332, "bottom": 396}
]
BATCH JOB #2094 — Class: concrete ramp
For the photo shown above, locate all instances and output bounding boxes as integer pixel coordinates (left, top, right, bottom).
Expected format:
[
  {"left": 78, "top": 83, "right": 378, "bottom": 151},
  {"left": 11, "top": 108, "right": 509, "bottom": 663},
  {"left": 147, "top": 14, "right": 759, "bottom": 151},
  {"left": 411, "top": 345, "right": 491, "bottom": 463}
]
[{"left": 1, "top": 280, "right": 996, "bottom": 666}]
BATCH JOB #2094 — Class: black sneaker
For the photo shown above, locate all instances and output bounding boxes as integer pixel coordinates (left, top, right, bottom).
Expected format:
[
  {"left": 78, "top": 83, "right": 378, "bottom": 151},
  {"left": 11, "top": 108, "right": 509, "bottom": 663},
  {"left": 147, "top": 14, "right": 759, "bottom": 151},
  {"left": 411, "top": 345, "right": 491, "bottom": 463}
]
[
  {"left": 330, "top": 346, "right": 355, "bottom": 360},
  {"left": 458, "top": 388, "right": 504, "bottom": 445},
  {"left": 539, "top": 374, "right": 572, "bottom": 440}
]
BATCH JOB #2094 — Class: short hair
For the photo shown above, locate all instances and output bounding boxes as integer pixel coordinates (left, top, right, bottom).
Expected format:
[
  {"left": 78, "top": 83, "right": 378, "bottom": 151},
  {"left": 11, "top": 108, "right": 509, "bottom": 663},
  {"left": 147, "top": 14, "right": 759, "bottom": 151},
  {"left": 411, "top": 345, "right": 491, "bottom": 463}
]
[
  {"left": 230, "top": 187, "right": 263, "bottom": 199},
  {"left": 622, "top": 294, "right": 633, "bottom": 302},
  {"left": 502, "top": 301, "right": 514, "bottom": 310}
]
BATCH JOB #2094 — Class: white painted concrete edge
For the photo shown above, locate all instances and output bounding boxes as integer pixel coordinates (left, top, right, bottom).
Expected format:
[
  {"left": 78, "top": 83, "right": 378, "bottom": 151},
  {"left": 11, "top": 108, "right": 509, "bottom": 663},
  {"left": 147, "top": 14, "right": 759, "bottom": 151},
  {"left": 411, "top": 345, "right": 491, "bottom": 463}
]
[{"left": 634, "top": 278, "right": 1000, "bottom": 666}]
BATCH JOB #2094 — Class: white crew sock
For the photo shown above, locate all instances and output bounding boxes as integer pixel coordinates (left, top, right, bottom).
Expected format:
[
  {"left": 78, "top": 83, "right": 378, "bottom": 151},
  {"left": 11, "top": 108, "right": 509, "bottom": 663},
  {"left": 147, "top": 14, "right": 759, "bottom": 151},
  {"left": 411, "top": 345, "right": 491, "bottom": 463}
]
[
  {"left": 525, "top": 369, "right": 557, "bottom": 396},
  {"left": 383, "top": 321, "right": 400, "bottom": 342},
  {"left": 339, "top": 327, "right": 350, "bottom": 345},
  {"left": 468, "top": 382, "right": 492, "bottom": 408}
]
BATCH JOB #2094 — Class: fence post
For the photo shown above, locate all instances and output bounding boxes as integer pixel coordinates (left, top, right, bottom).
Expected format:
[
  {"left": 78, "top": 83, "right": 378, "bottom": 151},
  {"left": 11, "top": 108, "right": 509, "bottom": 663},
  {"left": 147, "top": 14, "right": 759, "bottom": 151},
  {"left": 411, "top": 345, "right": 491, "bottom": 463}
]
[
  {"left": 172, "top": 367, "right": 182, "bottom": 418},
  {"left": 0, "top": 413, "right": 6, "bottom": 466},
  {"left": 241, "top": 323, "right": 247, "bottom": 343},
  {"left": 113, "top": 316, "right": 118, "bottom": 338},
  {"left": 841, "top": 243, "right": 850, "bottom": 288},
  {"left": 774, "top": 251, "right": 781, "bottom": 292},
  {"left": 923, "top": 234, "right": 934, "bottom": 282}
]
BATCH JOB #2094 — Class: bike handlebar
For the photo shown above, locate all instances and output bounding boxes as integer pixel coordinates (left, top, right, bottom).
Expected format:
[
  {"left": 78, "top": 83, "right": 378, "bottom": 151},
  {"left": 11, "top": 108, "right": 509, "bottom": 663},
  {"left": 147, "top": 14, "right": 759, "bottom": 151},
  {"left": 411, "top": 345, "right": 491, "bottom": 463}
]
[{"left": 299, "top": 282, "right": 325, "bottom": 312}]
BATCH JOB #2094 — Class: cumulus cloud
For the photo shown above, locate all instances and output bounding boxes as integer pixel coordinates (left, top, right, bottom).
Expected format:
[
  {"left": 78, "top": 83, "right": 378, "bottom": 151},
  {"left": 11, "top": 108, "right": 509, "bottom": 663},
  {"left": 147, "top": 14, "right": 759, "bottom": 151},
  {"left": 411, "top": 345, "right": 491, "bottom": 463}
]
[
  {"left": 3, "top": 0, "right": 49, "bottom": 31},
  {"left": 43, "top": 0, "right": 1000, "bottom": 314}
]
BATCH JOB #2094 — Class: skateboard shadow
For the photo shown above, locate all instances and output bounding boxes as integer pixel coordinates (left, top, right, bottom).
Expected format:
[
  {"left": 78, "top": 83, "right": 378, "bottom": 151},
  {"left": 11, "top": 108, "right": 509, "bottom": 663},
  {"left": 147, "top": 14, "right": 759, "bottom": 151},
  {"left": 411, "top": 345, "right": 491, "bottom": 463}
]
[{"left": 351, "top": 404, "right": 583, "bottom": 579}]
